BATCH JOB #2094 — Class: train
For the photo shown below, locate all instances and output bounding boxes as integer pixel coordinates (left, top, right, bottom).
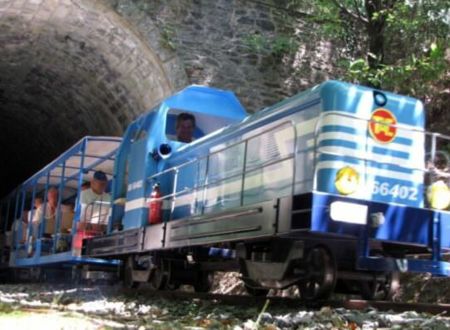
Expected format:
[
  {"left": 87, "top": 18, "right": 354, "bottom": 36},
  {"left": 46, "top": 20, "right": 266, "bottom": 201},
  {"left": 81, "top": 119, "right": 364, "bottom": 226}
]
[{"left": 1, "top": 80, "right": 450, "bottom": 300}]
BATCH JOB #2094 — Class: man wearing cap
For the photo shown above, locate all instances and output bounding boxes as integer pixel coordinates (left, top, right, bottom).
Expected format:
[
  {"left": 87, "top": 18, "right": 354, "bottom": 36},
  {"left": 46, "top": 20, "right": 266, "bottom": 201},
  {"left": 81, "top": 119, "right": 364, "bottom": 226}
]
[{"left": 79, "top": 171, "right": 111, "bottom": 227}]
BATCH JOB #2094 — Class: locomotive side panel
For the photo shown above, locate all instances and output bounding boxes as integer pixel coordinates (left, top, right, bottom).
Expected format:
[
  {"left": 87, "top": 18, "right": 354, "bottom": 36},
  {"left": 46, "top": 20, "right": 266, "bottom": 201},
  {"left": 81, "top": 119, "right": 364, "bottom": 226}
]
[{"left": 160, "top": 89, "right": 323, "bottom": 248}]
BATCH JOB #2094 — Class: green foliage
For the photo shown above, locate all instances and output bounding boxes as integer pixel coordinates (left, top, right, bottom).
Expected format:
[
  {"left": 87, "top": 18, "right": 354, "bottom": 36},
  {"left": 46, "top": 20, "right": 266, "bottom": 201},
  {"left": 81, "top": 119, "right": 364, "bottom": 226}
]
[
  {"left": 243, "top": 33, "right": 298, "bottom": 59},
  {"left": 243, "top": 33, "right": 268, "bottom": 54},
  {"left": 285, "top": 0, "right": 360, "bottom": 38},
  {"left": 271, "top": 35, "right": 298, "bottom": 57},
  {"left": 159, "top": 24, "right": 177, "bottom": 51},
  {"left": 0, "top": 302, "right": 14, "bottom": 314},
  {"left": 285, "top": 0, "right": 449, "bottom": 98},
  {"left": 346, "top": 41, "right": 447, "bottom": 95}
]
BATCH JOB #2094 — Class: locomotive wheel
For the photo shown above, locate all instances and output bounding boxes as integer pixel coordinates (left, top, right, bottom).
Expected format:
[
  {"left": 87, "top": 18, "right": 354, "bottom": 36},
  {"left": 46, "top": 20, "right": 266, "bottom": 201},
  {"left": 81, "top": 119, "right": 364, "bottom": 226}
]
[
  {"left": 298, "top": 246, "right": 336, "bottom": 301},
  {"left": 360, "top": 271, "right": 400, "bottom": 301},
  {"left": 149, "top": 262, "right": 167, "bottom": 290},
  {"left": 123, "top": 256, "right": 139, "bottom": 289},
  {"left": 193, "top": 271, "right": 213, "bottom": 293}
]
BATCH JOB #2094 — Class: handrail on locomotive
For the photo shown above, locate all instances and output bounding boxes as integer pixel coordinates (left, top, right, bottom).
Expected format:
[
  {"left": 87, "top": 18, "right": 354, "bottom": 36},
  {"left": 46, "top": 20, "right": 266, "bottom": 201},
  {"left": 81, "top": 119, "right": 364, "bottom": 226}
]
[{"left": 146, "top": 120, "right": 298, "bottom": 221}]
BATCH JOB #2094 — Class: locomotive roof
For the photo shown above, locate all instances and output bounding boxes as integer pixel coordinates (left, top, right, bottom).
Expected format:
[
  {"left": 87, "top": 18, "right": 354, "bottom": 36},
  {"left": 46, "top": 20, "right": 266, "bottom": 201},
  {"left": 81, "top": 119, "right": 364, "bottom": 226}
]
[{"left": 159, "top": 85, "right": 248, "bottom": 120}]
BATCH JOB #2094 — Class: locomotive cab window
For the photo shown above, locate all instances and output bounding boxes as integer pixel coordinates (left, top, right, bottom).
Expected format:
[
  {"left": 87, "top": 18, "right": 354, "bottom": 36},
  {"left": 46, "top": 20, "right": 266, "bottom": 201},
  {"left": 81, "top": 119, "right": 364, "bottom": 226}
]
[{"left": 165, "top": 109, "right": 235, "bottom": 143}]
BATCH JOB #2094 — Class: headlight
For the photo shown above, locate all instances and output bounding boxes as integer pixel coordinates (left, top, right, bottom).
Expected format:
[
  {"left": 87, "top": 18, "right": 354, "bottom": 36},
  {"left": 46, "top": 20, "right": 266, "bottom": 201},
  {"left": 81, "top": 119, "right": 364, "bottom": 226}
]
[
  {"left": 427, "top": 180, "right": 450, "bottom": 210},
  {"left": 330, "top": 201, "right": 368, "bottom": 224},
  {"left": 335, "top": 166, "right": 360, "bottom": 195}
]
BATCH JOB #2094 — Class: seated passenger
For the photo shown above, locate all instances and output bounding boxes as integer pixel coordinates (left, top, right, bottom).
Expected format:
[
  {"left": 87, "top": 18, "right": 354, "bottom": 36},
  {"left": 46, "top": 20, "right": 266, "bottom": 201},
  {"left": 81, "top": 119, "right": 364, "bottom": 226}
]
[
  {"left": 176, "top": 112, "right": 196, "bottom": 143},
  {"left": 32, "top": 196, "right": 43, "bottom": 214},
  {"left": 60, "top": 203, "right": 75, "bottom": 234},
  {"left": 79, "top": 171, "right": 111, "bottom": 229},
  {"left": 31, "top": 188, "right": 58, "bottom": 239},
  {"left": 14, "top": 210, "right": 29, "bottom": 244}
]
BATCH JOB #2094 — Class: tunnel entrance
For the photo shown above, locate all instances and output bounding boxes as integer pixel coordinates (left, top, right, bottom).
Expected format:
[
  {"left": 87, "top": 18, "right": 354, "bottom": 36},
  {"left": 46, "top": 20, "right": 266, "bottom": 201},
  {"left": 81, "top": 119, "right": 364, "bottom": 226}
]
[{"left": 0, "top": 0, "right": 174, "bottom": 197}]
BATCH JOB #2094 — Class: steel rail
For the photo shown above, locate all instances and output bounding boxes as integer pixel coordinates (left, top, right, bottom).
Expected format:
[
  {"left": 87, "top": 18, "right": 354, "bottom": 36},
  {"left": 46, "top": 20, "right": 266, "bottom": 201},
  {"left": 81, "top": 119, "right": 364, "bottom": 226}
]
[{"left": 119, "top": 286, "right": 450, "bottom": 315}]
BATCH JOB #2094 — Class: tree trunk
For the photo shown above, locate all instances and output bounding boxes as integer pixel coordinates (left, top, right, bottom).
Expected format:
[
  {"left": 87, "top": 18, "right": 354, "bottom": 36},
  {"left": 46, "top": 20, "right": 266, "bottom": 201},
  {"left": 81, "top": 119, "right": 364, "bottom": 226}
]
[{"left": 364, "top": 0, "right": 397, "bottom": 86}]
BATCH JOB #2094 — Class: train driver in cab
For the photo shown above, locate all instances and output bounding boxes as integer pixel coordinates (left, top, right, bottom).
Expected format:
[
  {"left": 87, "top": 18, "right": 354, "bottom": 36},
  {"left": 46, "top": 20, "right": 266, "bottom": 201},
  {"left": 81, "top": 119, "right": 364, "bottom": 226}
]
[
  {"left": 176, "top": 112, "right": 196, "bottom": 143},
  {"left": 79, "top": 170, "right": 111, "bottom": 228}
]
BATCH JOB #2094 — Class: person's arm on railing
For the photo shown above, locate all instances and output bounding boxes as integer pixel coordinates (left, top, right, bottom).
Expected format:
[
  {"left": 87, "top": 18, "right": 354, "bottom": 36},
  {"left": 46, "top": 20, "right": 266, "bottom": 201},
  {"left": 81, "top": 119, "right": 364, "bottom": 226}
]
[{"left": 79, "top": 201, "right": 111, "bottom": 228}]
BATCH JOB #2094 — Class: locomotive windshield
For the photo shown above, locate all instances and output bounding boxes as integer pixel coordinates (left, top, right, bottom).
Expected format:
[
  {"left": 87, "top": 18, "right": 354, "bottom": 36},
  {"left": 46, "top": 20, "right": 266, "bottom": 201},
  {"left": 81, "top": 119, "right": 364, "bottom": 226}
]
[{"left": 165, "top": 108, "right": 235, "bottom": 143}]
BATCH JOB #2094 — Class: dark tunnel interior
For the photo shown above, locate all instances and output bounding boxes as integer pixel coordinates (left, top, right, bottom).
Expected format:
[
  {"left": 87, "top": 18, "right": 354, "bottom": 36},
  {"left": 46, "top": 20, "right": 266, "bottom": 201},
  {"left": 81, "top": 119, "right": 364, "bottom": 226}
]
[
  {"left": 0, "top": 21, "right": 124, "bottom": 197},
  {"left": 0, "top": 2, "right": 172, "bottom": 198}
]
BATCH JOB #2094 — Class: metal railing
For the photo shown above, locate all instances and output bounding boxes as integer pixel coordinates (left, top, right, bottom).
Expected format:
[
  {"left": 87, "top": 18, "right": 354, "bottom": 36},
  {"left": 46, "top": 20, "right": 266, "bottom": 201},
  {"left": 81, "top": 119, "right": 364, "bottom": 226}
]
[
  {"left": 147, "top": 121, "right": 298, "bottom": 221},
  {"left": 82, "top": 200, "right": 111, "bottom": 226}
]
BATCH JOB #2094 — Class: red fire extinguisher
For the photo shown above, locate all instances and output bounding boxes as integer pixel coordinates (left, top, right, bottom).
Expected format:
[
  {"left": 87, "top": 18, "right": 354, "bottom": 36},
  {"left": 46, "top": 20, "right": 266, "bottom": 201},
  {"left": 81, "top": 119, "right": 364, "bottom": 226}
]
[{"left": 148, "top": 183, "right": 162, "bottom": 224}]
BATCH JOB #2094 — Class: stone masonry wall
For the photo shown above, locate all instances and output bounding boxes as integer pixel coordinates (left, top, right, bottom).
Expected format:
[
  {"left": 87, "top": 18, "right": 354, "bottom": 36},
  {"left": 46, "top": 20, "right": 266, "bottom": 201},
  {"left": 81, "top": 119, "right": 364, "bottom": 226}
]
[
  {"left": 106, "top": 0, "right": 339, "bottom": 112},
  {"left": 0, "top": 0, "right": 340, "bottom": 194}
]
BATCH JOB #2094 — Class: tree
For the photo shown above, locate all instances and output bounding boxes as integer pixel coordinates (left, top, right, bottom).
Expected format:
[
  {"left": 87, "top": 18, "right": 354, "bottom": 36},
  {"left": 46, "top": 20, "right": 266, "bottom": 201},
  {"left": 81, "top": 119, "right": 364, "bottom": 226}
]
[{"left": 282, "top": 0, "right": 449, "bottom": 124}]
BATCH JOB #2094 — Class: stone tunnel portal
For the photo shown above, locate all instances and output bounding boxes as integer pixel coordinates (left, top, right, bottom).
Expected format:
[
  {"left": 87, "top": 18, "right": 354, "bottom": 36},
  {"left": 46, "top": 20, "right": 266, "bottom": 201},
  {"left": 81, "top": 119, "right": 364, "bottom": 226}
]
[{"left": 0, "top": 0, "right": 174, "bottom": 197}]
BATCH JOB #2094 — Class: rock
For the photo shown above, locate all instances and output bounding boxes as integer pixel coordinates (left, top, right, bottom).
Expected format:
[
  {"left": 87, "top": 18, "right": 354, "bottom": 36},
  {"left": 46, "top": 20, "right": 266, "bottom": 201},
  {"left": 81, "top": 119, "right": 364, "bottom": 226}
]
[
  {"left": 59, "top": 296, "right": 74, "bottom": 305},
  {"left": 218, "top": 312, "right": 233, "bottom": 321},
  {"left": 343, "top": 311, "right": 367, "bottom": 326},
  {"left": 361, "top": 320, "right": 378, "bottom": 329},
  {"left": 318, "top": 306, "right": 333, "bottom": 317},
  {"left": 274, "top": 313, "right": 293, "bottom": 328},
  {"left": 291, "top": 311, "right": 313, "bottom": 325},
  {"left": 259, "top": 312, "right": 273, "bottom": 324},
  {"left": 243, "top": 319, "right": 257, "bottom": 330},
  {"left": 237, "top": 17, "right": 255, "bottom": 25},
  {"left": 256, "top": 20, "right": 275, "bottom": 31}
]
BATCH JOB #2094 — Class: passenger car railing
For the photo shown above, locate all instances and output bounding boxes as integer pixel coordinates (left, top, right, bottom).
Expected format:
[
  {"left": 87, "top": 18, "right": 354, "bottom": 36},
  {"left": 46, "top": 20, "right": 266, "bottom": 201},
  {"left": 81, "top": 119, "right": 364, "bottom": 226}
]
[{"left": 80, "top": 200, "right": 110, "bottom": 230}]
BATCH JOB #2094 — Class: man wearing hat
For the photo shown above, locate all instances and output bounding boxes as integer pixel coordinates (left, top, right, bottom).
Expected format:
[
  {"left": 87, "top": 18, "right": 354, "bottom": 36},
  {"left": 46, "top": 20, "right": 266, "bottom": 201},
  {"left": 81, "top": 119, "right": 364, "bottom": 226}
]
[{"left": 79, "top": 170, "right": 111, "bottom": 228}]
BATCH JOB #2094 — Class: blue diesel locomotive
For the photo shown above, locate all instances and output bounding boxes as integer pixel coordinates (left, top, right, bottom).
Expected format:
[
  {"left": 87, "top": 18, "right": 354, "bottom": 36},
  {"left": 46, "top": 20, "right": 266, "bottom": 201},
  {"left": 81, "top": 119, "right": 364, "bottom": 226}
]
[{"left": 1, "top": 80, "right": 450, "bottom": 299}]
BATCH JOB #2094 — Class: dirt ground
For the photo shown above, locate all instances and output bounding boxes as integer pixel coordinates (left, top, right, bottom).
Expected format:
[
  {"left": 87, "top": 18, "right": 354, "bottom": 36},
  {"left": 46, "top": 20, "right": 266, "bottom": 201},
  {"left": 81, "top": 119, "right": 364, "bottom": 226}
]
[
  {"left": 0, "top": 309, "right": 123, "bottom": 330},
  {"left": 0, "top": 277, "right": 449, "bottom": 330}
]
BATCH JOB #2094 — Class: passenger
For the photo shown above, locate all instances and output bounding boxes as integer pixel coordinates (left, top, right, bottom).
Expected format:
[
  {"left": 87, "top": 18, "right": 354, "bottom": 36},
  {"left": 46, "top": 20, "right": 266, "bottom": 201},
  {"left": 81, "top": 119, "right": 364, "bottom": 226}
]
[
  {"left": 16, "top": 208, "right": 30, "bottom": 243},
  {"left": 33, "top": 196, "right": 43, "bottom": 210},
  {"left": 79, "top": 170, "right": 111, "bottom": 228},
  {"left": 31, "top": 188, "right": 58, "bottom": 239},
  {"left": 60, "top": 203, "right": 75, "bottom": 234},
  {"left": 176, "top": 112, "right": 196, "bottom": 143}
]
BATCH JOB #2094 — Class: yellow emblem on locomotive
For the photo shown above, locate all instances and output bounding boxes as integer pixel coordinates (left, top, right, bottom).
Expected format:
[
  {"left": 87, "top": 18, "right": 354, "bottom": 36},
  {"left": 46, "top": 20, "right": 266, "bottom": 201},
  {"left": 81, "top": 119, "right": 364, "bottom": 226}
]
[
  {"left": 427, "top": 180, "right": 450, "bottom": 210},
  {"left": 335, "top": 166, "right": 360, "bottom": 195}
]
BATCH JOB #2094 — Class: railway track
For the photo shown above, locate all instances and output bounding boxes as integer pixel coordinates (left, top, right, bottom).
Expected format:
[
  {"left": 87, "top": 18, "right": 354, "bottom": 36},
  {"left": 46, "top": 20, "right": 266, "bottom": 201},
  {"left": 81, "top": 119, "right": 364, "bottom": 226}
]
[
  {"left": 120, "top": 287, "right": 450, "bottom": 315},
  {"left": 1, "top": 282, "right": 448, "bottom": 316},
  {"left": 1, "top": 283, "right": 449, "bottom": 330}
]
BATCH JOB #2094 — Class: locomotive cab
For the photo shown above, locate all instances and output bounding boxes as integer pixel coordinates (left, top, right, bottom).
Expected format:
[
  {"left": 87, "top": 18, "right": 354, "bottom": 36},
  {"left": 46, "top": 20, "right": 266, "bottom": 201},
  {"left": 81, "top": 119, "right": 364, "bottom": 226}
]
[{"left": 110, "top": 86, "right": 248, "bottom": 231}]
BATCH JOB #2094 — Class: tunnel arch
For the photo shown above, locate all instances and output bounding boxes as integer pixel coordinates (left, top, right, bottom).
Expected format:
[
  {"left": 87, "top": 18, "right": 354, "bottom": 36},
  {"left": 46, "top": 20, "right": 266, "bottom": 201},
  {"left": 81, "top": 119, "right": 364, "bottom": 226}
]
[{"left": 0, "top": 0, "right": 181, "bottom": 196}]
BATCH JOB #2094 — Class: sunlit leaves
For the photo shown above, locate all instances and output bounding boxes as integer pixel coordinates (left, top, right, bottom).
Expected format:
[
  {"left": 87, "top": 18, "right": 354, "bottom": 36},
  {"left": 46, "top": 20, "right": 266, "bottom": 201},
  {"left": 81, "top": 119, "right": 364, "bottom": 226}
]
[{"left": 286, "top": 0, "right": 448, "bottom": 99}]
